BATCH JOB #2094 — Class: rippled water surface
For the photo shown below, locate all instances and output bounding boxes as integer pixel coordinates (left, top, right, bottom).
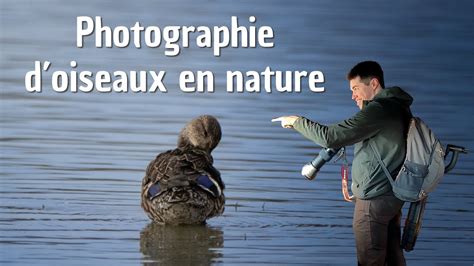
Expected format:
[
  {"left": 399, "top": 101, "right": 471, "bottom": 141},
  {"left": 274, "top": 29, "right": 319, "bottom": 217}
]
[{"left": 1, "top": 0, "right": 474, "bottom": 265}]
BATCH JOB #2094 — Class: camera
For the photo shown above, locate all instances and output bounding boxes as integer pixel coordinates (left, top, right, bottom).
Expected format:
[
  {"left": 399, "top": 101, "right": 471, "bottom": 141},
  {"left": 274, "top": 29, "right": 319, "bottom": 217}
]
[{"left": 302, "top": 148, "right": 341, "bottom": 180}]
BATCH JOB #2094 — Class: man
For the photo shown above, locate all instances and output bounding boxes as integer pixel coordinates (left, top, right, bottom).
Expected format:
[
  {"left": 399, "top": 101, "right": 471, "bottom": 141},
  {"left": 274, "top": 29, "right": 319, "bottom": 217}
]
[{"left": 274, "top": 61, "right": 412, "bottom": 265}]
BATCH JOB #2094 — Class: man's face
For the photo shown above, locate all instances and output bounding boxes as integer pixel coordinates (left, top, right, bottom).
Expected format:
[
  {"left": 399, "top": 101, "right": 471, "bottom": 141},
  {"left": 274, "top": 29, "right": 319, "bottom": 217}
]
[{"left": 350, "top": 76, "right": 377, "bottom": 110}]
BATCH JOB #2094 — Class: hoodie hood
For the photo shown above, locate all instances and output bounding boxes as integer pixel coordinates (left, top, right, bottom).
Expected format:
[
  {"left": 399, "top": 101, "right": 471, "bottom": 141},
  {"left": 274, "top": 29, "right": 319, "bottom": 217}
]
[{"left": 372, "top": 86, "right": 413, "bottom": 107}]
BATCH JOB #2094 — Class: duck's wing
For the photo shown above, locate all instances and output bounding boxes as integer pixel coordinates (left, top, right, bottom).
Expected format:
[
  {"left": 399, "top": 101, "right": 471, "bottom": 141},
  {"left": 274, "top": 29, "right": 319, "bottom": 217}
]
[
  {"left": 203, "top": 164, "right": 225, "bottom": 190},
  {"left": 183, "top": 150, "right": 225, "bottom": 191},
  {"left": 143, "top": 149, "right": 196, "bottom": 192},
  {"left": 185, "top": 150, "right": 226, "bottom": 197},
  {"left": 143, "top": 149, "right": 224, "bottom": 198}
]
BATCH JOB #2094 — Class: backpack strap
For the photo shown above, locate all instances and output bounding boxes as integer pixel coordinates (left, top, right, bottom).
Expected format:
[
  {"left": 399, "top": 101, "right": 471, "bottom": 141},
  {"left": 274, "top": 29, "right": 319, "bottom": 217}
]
[{"left": 368, "top": 141, "right": 396, "bottom": 187}]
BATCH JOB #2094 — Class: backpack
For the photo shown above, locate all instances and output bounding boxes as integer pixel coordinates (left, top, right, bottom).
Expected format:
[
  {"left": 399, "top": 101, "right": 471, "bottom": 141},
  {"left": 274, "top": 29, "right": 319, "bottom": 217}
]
[
  {"left": 369, "top": 117, "right": 445, "bottom": 202},
  {"left": 367, "top": 117, "right": 465, "bottom": 251}
]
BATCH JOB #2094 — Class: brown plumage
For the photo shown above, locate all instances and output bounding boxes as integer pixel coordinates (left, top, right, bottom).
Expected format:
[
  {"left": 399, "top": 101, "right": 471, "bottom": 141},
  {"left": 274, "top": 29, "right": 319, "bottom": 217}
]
[{"left": 141, "top": 115, "right": 225, "bottom": 224}]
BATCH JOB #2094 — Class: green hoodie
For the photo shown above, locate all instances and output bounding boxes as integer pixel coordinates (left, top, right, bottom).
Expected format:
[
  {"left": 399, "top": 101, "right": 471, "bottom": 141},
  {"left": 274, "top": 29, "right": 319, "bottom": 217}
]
[{"left": 293, "top": 87, "right": 413, "bottom": 199}]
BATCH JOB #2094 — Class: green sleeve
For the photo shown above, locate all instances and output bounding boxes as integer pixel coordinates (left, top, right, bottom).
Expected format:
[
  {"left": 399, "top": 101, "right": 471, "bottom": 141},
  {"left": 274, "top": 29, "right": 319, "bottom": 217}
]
[{"left": 292, "top": 102, "right": 385, "bottom": 148}]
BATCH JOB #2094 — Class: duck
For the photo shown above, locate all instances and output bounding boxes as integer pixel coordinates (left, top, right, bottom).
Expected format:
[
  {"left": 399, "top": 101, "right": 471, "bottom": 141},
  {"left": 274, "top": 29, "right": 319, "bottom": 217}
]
[{"left": 141, "top": 115, "right": 225, "bottom": 225}]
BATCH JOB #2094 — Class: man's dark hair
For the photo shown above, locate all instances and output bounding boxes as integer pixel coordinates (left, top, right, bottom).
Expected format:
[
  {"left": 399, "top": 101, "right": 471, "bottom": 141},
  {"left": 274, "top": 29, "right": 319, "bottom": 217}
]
[{"left": 347, "top": 61, "right": 385, "bottom": 88}]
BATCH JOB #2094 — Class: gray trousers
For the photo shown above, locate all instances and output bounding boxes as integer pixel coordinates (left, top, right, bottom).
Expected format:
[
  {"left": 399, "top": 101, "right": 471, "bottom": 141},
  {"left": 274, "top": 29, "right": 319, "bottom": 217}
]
[{"left": 353, "top": 192, "right": 406, "bottom": 266}]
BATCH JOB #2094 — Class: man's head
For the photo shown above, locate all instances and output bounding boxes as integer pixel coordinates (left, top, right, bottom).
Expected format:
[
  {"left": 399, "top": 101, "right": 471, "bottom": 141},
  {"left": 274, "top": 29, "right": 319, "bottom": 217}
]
[{"left": 347, "top": 61, "right": 385, "bottom": 110}]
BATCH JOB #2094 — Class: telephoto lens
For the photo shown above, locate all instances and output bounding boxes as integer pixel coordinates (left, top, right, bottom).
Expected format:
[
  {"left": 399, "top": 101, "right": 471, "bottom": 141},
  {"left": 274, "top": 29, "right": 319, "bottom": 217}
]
[{"left": 302, "top": 148, "right": 340, "bottom": 180}]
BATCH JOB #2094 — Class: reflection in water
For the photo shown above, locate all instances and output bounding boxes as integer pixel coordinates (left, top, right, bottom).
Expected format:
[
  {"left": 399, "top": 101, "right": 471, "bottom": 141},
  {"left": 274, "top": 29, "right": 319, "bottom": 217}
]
[{"left": 140, "top": 223, "right": 224, "bottom": 265}]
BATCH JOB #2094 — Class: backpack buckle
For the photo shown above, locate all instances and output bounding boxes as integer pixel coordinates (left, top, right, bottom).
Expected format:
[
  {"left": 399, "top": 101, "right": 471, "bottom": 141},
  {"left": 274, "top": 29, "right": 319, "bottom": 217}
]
[{"left": 418, "top": 190, "right": 427, "bottom": 200}]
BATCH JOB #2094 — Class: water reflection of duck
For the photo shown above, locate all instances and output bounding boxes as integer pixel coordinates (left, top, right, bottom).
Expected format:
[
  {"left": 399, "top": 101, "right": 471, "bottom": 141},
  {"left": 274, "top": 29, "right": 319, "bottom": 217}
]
[
  {"left": 140, "top": 222, "right": 223, "bottom": 265},
  {"left": 141, "top": 115, "right": 225, "bottom": 224}
]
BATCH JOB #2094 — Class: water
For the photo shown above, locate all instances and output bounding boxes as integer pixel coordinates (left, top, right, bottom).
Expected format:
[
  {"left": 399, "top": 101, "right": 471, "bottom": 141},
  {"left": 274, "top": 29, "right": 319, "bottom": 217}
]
[{"left": 1, "top": 0, "right": 474, "bottom": 265}]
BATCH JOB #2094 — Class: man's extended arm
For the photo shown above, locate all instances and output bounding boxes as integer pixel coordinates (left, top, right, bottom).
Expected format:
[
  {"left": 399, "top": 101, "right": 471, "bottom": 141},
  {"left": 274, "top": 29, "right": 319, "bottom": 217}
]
[{"left": 276, "top": 102, "right": 386, "bottom": 148}]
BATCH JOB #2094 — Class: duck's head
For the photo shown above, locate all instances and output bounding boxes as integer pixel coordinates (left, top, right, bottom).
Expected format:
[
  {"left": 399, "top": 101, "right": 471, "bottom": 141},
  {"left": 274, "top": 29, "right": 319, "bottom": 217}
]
[{"left": 177, "top": 115, "right": 222, "bottom": 153}]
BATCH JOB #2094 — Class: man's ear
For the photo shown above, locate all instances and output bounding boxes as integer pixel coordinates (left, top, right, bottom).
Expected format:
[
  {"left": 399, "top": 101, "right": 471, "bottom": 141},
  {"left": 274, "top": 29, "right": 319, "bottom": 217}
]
[{"left": 370, "top": 78, "right": 379, "bottom": 90}]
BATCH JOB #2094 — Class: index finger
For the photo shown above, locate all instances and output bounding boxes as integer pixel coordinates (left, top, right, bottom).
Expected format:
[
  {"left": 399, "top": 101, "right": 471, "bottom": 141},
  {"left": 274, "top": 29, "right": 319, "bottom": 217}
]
[{"left": 271, "top": 117, "right": 284, "bottom": 122}]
